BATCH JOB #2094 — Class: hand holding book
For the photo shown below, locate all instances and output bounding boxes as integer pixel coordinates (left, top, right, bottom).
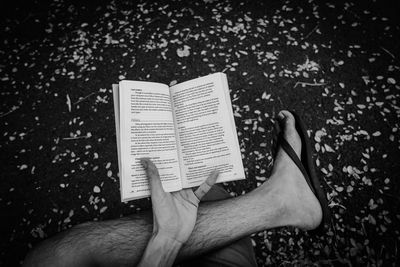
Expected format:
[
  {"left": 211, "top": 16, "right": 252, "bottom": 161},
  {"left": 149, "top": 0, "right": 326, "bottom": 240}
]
[
  {"left": 139, "top": 158, "right": 219, "bottom": 243},
  {"left": 138, "top": 158, "right": 219, "bottom": 267}
]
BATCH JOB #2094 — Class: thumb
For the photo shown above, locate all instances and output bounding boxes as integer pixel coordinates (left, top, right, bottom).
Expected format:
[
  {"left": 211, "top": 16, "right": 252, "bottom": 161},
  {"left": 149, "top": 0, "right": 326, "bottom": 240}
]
[
  {"left": 194, "top": 170, "right": 219, "bottom": 201},
  {"left": 140, "top": 158, "right": 165, "bottom": 197}
]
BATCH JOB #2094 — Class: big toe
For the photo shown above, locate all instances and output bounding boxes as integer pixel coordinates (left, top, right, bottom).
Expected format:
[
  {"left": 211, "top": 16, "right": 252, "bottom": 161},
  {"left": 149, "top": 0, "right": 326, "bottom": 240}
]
[
  {"left": 277, "top": 110, "right": 301, "bottom": 157},
  {"left": 278, "top": 110, "right": 295, "bottom": 130}
]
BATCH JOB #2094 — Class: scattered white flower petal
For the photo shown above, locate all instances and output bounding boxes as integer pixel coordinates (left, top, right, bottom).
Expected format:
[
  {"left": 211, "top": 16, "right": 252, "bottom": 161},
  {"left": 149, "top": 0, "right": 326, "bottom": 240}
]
[{"left": 93, "top": 186, "right": 101, "bottom": 193}]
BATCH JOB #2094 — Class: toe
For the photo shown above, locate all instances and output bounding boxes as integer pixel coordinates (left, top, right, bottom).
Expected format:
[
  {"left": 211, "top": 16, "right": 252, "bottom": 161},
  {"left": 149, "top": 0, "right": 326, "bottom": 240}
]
[
  {"left": 278, "top": 110, "right": 296, "bottom": 131},
  {"left": 278, "top": 110, "right": 301, "bottom": 157}
]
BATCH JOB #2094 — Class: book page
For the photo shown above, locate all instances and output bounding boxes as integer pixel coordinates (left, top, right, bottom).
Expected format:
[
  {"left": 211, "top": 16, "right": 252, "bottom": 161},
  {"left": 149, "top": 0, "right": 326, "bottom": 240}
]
[
  {"left": 170, "top": 73, "right": 245, "bottom": 188},
  {"left": 112, "top": 84, "right": 122, "bottom": 189},
  {"left": 118, "top": 81, "right": 182, "bottom": 201}
]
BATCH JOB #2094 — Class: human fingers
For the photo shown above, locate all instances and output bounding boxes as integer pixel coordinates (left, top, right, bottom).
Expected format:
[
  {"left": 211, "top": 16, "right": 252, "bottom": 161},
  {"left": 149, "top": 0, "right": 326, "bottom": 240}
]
[
  {"left": 140, "top": 158, "right": 165, "bottom": 197},
  {"left": 194, "top": 170, "right": 219, "bottom": 201}
]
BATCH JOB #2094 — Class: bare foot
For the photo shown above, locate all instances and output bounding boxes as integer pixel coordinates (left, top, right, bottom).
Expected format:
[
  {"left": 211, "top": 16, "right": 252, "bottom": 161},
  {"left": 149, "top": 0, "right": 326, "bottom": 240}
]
[{"left": 266, "top": 110, "right": 322, "bottom": 230}]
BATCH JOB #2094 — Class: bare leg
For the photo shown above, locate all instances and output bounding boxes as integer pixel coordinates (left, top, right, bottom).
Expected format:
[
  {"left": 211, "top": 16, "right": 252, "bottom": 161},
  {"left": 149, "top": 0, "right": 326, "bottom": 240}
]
[
  {"left": 24, "top": 111, "right": 322, "bottom": 267},
  {"left": 181, "top": 184, "right": 258, "bottom": 267}
]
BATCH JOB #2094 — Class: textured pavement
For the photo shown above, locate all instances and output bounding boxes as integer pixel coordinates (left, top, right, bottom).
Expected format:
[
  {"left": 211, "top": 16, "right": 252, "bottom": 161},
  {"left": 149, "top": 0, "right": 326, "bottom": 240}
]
[{"left": 1, "top": 0, "right": 400, "bottom": 266}]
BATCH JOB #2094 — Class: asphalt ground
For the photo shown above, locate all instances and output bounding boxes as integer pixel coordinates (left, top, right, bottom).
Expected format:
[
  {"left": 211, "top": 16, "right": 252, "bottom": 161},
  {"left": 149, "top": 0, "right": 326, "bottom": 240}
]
[{"left": 1, "top": 0, "right": 400, "bottom": 266}]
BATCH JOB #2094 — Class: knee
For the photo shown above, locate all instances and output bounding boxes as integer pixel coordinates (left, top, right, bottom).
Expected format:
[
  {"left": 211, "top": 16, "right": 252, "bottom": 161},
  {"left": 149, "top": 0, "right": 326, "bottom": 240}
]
[
  {"left": 23, "top": 239, "right": 59, "bottom": 267},
  {"left": 23, "top": 222, "right": 94, "bottom": 267}
]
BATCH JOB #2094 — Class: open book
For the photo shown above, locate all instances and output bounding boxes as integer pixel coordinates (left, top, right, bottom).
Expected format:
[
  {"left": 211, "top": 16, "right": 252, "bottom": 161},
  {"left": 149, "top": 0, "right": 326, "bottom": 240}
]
[{"left": 113, "top": 73, "right": 245, "bottom": 201}]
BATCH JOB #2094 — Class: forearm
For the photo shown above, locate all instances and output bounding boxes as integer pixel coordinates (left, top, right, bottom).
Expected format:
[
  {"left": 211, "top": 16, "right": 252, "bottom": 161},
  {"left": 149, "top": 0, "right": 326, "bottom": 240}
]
[{"left": 138, "top": 233, "right": 182, "bottom": 267}]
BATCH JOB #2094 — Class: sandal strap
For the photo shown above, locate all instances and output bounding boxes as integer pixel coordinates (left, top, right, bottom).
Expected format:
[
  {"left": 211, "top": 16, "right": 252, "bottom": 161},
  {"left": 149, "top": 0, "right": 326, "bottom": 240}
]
[{"left": 278, "top": 134, "right": 316, "bottom": 195}]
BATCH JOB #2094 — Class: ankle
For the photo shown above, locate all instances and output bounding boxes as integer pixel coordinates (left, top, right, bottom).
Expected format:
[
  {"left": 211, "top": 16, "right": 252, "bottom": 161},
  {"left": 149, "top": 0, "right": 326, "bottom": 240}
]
[
  {"left": 281, "top": 186, "right": 323, "bottom": 230},
  {"left": 262, "top": 173, "right": 318, "bottom": 228},
  {"left": 256, "top": 179, "right": 293, "bottom": 227}
]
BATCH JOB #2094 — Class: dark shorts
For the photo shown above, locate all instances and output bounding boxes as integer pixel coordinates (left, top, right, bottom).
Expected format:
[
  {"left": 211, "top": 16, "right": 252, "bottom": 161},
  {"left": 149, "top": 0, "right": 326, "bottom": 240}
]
[{"left": 178, "top": 186, "right": 258, "bottom": 267}]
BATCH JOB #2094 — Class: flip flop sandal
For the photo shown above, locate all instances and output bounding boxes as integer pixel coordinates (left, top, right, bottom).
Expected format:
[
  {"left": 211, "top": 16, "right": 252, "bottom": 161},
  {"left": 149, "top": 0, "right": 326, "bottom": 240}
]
[{"left": 273, "top": 111, "right": 332, "bottom": 234}]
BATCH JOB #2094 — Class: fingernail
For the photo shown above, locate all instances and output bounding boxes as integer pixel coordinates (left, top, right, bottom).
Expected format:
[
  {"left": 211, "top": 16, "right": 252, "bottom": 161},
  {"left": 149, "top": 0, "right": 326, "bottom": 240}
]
[
  {"left": 212, "top": 170, "right": 220, "bottom": 176},
  {"left": 140, "top": 159, "right": 148, "bottom": 169}
]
